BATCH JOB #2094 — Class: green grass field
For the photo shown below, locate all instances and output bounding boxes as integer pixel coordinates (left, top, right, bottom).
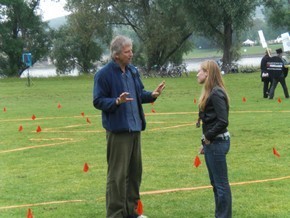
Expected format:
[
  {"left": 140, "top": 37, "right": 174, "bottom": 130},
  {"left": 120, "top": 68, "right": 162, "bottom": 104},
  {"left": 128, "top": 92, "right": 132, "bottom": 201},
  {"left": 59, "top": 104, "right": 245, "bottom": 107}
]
[{"left": 1, "top": 73, "right": 290, "bottom": 217}]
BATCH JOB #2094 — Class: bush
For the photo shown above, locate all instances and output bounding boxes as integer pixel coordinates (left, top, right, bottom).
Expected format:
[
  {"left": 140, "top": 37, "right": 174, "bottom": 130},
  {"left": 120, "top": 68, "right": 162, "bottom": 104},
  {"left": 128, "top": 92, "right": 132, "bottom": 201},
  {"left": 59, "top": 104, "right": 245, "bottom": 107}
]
[{"left": 239, "top": 65, "right": 259, "bottom": 73}]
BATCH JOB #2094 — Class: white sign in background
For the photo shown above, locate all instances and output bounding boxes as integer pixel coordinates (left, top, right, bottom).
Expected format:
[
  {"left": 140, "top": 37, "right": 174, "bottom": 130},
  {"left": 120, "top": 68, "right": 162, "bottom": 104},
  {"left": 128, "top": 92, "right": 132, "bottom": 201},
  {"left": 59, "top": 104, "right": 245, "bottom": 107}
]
[
  {"left": 281, "top": 32, "right": 290, "bottom": 52},
  {"left": 258, "top": 30, "right": 268, "bottom": 48}
]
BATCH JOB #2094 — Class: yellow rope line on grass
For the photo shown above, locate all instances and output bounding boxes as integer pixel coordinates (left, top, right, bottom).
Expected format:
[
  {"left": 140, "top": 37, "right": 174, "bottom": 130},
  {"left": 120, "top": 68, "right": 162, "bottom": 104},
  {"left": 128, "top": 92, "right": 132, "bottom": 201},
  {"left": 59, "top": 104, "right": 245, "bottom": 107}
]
[
  {"left": 29, "top": 138, "right": 75, "bottom": 141},
  {"left": 0, "top": 115, "right": 102, "bottom": 123},
  {"left": 0, "top": 121, "right": 192, "bottom": 154},
  {"left": 1, "top": 175, "right": 289, "bottom": 210},
  {"left": 0, "top": 200, "right": 85, "bottom": 210},
  {"left": 43, "top": 130, "right": 104, "bottom": 133},
  {"left": 140, "top": 175, "right": 290, "bottom": 195},
  {"left": 0, "top": 140, "right": 80, "bottom": 154},
  {"left": 148, "top": 123, "right": 195, "bottom": 131}
]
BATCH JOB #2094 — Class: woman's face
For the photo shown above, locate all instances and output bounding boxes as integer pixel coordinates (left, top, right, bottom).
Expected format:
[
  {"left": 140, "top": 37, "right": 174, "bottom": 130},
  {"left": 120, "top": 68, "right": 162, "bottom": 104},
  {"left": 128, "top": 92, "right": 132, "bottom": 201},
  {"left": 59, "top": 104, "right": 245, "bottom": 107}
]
[{"left": 197, "top": 67, "right": 208, "bottom": 84}]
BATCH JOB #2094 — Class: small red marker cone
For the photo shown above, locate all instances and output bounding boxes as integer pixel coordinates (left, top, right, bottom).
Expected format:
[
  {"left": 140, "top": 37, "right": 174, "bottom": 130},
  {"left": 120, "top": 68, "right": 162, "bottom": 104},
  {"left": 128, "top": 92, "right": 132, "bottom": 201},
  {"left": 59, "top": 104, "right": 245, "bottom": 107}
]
[
  {"left": 194, "top": 155, "right": 201, "bottom": 168},
  {"left": 18, "top": 125, "right": 23, "bottom": 132},
  {"left": 57, "top": 103, "right": 62, "bottom": 109},
  {"left": 242, "top": 97, "right": 246, "bottom": 102},
  {"left": 151, "top": 108, "right": 156, "bottom": 113},
  {"left": 31, "top": 114, "right": 36, "bottom": 120},
  {"left": 277, "top": 97, "right": 282, "bottom": 103},
  {"left": 83, "top": 163, "right": 89, "bottom": 172},
  {"left": 27, "top": 208, "right": 33, "bottom": 218},
  {"left": 273, "top": 147, "right": 280, "bottom": 157},
  {"left": 3, "top": 107, "right": 6, "bottom": 112},
  {"left": 194, "top": 98, "right": 197, "bottom": 104},
  {"left": 86, "top": 117, "right": 91, "bottom": 124},
  {"left": 136, "top": 200, "right": 143, "bottom": 216},
  {"left": 81, "top": 112, "right": 85, "bottom": 117},
  {"left": 36, "top": 125, "right": 42, "bottom": 133}
]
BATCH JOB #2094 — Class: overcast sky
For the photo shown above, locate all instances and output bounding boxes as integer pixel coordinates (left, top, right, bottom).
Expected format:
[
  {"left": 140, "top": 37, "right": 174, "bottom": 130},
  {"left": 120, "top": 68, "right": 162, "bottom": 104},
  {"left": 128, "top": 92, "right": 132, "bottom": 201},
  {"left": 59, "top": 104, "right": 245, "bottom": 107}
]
[{"left": 39, "top": 0, "right": 70, "bottom": 21}]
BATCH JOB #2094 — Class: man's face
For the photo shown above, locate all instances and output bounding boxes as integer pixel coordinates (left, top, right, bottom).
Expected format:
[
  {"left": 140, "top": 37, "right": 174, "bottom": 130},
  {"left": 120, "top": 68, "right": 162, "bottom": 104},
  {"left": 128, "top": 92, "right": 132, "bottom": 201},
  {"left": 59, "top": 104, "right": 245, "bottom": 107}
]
[{"left": 116, "top": 45, "right": 133, "bottom": 66}]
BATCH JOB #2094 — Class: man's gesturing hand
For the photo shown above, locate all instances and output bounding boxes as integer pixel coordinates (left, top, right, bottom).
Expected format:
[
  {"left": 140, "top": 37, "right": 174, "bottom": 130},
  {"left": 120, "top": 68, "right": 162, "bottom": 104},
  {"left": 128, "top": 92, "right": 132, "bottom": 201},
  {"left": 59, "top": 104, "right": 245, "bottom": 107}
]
[{"left": 152, "top": 81, "right": 166, "bottom": 98}]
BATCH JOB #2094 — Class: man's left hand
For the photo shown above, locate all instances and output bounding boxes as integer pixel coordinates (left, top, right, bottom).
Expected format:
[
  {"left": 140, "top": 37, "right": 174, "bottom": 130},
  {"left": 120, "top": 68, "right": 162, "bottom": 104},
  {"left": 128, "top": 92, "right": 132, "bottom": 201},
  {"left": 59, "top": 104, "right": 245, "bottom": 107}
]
[{"left": 152, "top": 81, "right": 166, "bottom": 98}]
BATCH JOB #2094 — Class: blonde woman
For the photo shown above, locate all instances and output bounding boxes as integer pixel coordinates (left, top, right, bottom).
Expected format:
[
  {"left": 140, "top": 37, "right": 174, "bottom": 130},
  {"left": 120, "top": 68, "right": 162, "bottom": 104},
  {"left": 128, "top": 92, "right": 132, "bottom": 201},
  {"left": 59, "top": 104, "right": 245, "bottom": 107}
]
[{"left": 197, "top": 60, "right": 232, "bottom": 218}]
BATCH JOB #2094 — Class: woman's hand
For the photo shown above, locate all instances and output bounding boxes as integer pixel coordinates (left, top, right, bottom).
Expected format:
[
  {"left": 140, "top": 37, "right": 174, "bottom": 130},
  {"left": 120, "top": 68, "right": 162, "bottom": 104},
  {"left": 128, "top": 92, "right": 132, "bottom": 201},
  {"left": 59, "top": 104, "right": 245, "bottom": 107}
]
[{"left": 204, "top": 138, "right": 211, "bottom": 145}]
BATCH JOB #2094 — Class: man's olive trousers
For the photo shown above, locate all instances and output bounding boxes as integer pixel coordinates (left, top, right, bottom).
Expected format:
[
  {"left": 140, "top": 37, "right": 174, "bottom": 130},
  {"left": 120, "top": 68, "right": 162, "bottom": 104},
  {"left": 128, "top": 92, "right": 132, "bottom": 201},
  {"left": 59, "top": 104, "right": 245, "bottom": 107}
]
[{"left": 106, "top": 131, "right": 142, "bottom": 218}]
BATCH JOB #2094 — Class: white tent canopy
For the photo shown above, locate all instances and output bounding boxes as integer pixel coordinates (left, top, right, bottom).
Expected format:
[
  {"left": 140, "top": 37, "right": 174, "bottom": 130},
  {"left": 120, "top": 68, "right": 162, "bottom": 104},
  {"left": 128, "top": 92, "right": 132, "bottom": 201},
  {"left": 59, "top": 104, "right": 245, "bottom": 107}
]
[{"left": 242, "top": 39, "right": 255, "bottom": 46}]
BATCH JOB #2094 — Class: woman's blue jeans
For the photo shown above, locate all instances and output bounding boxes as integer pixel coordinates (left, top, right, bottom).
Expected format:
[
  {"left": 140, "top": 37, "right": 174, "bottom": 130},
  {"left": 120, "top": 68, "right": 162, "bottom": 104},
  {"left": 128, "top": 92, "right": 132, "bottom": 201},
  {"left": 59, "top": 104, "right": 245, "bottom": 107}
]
[{"left": 204, "top": 137, "right": 232, "bottom": 218}]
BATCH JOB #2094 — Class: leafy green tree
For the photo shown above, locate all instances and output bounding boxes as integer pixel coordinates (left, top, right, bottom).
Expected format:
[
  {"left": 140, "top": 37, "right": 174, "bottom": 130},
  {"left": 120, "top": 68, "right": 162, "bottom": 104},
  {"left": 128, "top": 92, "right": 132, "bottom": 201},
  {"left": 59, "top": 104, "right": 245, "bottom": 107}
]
[
  {"left": 0, "top": 0, "right": 51, "bottom": 77},
  {"left": 263, "top": 0, "right": 290, "bottom": 30},
  {"left": 240, "top": 5, "right": 287, "bottom": 43},
  {"left": 183, "top": 0, "right": 260, "bottom": 73},
  {"left": 97, "top": 0, "right": 194, "bottom": 71},
  {"left": 51, "top": 0, "right": 112, "bottom": 74}
]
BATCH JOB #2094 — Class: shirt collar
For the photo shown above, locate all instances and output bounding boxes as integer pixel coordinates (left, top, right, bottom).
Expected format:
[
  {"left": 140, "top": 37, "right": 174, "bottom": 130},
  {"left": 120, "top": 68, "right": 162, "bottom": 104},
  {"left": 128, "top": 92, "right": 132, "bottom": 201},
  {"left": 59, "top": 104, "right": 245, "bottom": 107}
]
[{"left": 111, "top": 60, "right": 130, "bottom": 74}]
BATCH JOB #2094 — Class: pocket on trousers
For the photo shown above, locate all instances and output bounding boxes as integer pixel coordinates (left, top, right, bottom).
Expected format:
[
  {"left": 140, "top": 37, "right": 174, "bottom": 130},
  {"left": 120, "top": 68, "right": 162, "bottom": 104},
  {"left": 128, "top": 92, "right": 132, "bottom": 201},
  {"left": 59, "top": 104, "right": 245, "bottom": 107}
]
[{"left": 213, "top": 140, "right": 230, "bottom": 155}]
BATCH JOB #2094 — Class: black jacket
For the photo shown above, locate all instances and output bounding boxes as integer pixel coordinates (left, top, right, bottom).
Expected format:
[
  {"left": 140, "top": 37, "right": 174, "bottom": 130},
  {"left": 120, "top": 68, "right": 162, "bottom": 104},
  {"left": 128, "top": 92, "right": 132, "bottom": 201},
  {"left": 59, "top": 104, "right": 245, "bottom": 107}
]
[
  {"left": 260, "top": 54, "right": 270, "bottom": 74},
  {"left": 199, "top": 86, "right": 229, "bottom": 141},
  {"left": 267, "top": 56, "right": 285, "bottom": 79}
]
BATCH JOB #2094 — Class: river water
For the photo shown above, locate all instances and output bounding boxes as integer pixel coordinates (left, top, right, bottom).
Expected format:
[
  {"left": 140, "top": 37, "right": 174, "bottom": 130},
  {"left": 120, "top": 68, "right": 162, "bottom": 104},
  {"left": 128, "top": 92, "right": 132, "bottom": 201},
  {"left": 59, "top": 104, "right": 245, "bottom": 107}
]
[
  {"left": 184, "top": 57, "right": 261, "bottom": 72},
  {"left": 20, "top": 57, "right": 262, "bottom": 78}
]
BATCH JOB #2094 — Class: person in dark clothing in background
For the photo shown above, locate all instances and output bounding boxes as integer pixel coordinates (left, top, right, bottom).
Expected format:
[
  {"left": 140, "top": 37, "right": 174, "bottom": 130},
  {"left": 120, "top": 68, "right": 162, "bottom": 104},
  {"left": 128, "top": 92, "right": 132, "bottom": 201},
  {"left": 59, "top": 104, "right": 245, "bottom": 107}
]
[
  {"left": 268, "top": 48, "right": 289, "bottom": 99},
  {"left": 260, "top": 49, "right": 272, "bottom": 98}
]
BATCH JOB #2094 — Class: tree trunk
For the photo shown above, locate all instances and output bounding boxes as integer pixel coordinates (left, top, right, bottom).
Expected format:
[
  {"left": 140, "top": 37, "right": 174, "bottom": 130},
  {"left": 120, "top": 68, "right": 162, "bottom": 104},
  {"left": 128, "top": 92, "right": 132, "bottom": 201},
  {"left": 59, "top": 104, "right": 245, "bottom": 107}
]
[{"left": 222, "top": 21, "right": 233, "bottom": 73}]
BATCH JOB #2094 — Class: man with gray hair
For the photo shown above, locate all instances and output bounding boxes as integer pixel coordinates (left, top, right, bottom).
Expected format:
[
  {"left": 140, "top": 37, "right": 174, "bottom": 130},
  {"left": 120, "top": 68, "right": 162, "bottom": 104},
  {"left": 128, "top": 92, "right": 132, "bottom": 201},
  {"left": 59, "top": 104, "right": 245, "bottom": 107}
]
[{"left": 93, "top": 35, "right": 165, "bottom": 218}]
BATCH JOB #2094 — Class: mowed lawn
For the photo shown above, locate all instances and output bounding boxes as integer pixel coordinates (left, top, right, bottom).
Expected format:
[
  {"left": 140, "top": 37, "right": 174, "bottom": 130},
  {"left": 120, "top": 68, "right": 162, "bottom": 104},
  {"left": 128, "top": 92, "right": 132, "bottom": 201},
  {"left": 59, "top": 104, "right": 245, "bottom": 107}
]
[{"left": 0, "top": 72, "right": 290, "bottom": 217}]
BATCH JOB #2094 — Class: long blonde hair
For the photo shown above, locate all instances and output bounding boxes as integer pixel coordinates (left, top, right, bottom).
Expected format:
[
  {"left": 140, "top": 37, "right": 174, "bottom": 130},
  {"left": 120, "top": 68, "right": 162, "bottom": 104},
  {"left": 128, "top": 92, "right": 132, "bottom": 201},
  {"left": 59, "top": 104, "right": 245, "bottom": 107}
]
[{"left": 198, "top": 60, "right": 229, "bottom": 111}]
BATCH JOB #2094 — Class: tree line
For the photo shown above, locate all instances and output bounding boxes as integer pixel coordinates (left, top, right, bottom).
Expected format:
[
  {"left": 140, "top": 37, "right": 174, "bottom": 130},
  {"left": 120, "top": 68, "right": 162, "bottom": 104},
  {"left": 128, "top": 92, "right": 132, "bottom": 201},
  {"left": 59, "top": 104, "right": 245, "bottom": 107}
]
[{"left": 0, "top": 0, "right": 289, "bottom": 77}]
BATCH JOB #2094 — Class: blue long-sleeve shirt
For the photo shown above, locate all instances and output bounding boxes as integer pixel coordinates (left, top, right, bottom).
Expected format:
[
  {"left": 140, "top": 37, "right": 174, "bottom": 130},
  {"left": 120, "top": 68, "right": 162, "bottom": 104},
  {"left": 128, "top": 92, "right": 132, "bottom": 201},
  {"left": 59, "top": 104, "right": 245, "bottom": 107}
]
[
  {"left": 93, "top": 61, "right": 156, "bottom": 133},
  {"left": 121, "top": 69, "right": 142, "bottom": 131}
]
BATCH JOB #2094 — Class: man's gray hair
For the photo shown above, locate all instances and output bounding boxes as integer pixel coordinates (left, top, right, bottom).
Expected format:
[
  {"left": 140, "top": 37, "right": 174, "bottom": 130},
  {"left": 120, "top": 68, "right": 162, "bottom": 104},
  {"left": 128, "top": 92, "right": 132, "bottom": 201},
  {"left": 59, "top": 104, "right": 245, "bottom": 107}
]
[{"left": 110, "top": 35, "right": 132, "bottom": 59}]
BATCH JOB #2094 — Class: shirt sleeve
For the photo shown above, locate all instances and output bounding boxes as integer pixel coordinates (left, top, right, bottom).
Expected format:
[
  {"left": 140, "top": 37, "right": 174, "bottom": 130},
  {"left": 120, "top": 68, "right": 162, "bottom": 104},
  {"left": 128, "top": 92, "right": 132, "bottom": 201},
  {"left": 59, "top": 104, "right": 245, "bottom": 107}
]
[{"left": 93, "top": 73, "right": 119, "bottom": 112}]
